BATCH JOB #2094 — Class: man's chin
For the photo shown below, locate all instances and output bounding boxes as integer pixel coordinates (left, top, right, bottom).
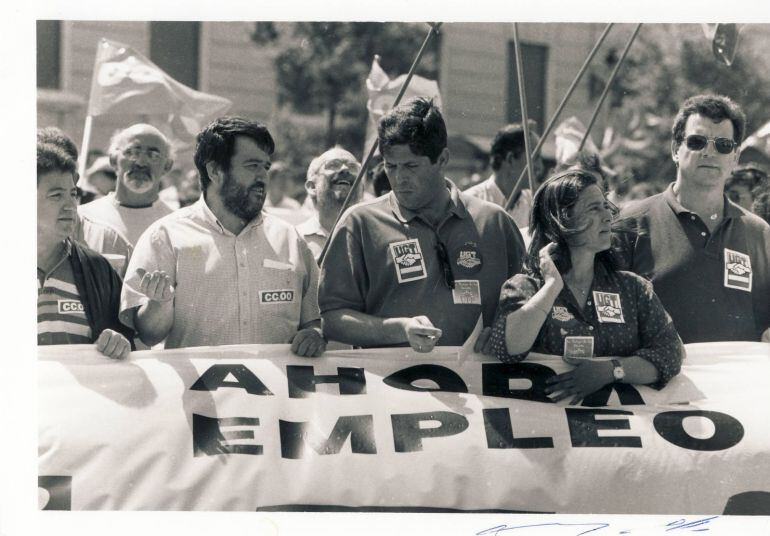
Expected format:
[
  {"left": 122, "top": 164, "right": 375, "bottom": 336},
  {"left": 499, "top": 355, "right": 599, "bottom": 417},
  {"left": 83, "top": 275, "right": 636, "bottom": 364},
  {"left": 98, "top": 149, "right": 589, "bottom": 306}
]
[{"left": 124, "top": 179, "right": 155, "bottom": 194}]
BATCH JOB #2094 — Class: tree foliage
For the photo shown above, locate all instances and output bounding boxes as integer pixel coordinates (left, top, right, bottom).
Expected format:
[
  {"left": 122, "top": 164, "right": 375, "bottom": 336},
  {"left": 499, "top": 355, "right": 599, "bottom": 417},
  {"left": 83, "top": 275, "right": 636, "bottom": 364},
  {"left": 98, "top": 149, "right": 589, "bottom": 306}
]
[
  {"left": 252, "top": 22, "right": 439, "bottom": 151},
  {"left": 598, "top": 24, "right": 770, "bottom": 185}
]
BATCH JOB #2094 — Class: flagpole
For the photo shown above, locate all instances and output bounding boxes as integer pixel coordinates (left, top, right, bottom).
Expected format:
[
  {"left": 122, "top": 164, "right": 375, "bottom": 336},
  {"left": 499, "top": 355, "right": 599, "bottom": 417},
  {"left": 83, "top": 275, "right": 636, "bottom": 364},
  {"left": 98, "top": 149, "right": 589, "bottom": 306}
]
[
  {"left": 512, "top": 23, "right": 537, "bottom": 196},
  {"left": 318, "top": 22, "right": 443, "bottom": 265},
  {"left": 578, "top": 23, "right": 642, "bottom": 152},
  {"left": 78, "top": 115, "right": 94, "bottom": 180},
  {"left": 505, "top": 23, "right": 614, "bottom": 211}
]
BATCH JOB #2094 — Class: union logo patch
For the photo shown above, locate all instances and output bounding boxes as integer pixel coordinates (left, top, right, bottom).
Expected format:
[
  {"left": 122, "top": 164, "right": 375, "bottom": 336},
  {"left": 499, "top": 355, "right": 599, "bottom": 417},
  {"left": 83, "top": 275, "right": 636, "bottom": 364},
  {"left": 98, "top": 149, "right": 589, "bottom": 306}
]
[
  {"left": 552, "top": 306, "right": 574, "bottom": 322},
  {"left": 389, "top": 239, "right": 427, "bottom": 283},
  {"left": 455, "top": 242, "right": 483, "bottom": 273},
  {"left": 592, "top": 291, "right": 625, "bottom": 324},
  {"left": 723, "top": 248, "right": 752, "bottom": 292}
]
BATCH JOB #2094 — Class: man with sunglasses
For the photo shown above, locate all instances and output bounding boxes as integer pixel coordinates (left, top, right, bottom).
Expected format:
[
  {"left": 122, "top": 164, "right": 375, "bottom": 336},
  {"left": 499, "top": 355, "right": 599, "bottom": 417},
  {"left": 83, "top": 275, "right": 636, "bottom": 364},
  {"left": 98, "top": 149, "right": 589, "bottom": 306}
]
[
  {"left": 319, "top": 98, "right": 525, "bottom": 352},
  {"left": 78, "top": 123, "right": 175, "bottom": 247},
  {"left": 297, "top": 147, "right": 363, "bottom": 262},
  {"left": 613, "top": 94, "right": 770, "bottom": 343}
]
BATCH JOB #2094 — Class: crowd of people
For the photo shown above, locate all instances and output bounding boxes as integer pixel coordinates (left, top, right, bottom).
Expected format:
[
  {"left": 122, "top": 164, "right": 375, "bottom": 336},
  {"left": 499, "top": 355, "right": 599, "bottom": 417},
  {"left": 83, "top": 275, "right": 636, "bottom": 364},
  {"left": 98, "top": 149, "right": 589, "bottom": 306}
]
[{"left": 37, "top": 92, "right": 770, "bottom": 403}]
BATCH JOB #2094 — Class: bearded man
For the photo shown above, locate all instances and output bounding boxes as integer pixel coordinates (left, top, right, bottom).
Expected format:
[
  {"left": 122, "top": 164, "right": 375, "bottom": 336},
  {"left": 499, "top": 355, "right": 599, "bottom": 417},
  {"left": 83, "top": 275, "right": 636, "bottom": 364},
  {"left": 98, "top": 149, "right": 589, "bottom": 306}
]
[
  {"left": 78, "top": 123, "right": 175, "bottom": 246},
  {"left": 297, "top": 147, "right": 363, "bottom": 262},
  {"left": 119, "top": 117, "right": 325, "bottom": 356}
]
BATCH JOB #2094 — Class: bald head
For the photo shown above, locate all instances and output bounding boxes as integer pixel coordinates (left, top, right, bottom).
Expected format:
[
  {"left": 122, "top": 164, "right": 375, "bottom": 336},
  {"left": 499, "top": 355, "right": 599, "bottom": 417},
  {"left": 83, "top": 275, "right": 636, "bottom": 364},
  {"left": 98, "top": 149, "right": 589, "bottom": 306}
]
[
  {"left": 109, "top": 123, "right": 174, "bottom": 205},
  {"left": 305, "top": 146, "right": 362, "bottom": 225}
]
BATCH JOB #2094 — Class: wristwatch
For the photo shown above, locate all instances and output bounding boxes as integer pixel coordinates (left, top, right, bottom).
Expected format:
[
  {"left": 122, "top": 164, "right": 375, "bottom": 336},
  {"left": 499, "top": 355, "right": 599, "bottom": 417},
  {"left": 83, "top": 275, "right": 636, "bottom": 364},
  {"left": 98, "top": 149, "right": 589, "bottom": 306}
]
[{"left": 611, "top": 359, "right": 625, "bottom": 382}]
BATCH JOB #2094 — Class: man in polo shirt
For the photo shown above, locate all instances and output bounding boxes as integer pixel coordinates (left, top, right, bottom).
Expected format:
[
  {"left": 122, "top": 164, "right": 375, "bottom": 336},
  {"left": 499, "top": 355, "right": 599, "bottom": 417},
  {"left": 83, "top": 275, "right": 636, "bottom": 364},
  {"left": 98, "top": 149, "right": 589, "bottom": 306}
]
[
  {"left": 464, "top": 121, "right": 544, "bottom": 230},
  {"left": 296, "top": 146, "right": 363, "bottom": 262},
  {"left": 319, "top": 98, "right": 526, "bottom": 352},
  {"left": 37, "top": 143, "right": 133, "bottom": 358},
  {"left": 120, "top": 117, "right": 325, "bottom": 356},
  {"left": 613, "top": 94, "right": 770, "bottom": 343},
  {"left": 78, "top": 123, "right": 175, "bottom": 247}
]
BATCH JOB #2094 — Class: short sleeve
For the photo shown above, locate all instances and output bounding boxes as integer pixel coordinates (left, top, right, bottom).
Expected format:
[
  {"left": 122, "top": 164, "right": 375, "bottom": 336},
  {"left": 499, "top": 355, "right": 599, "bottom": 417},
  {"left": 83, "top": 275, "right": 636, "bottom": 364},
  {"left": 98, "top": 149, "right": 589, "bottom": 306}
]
[
  {"left": 118, "top": 223, "right": 176, "bottom": 329},
  {"left": 298, "top": 235, "right": 321, "bottom": 327},
  {"left": 487, "top": 273, "right": 541, "bottom": 363},
  {"left": 629, "top": 272, "right": 685, "bottom": 389},
  {"left": 318, "top": 216, "right": 368, "bottom": 314}
]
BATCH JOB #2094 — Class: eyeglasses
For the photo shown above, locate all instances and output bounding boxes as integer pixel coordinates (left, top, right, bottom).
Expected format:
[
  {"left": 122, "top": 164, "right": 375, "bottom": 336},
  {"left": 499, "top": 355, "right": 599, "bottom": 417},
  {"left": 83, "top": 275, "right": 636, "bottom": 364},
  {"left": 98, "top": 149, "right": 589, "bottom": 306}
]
[
  {"left": 684, "top": 135, "right": 737, "bottom": 155},
  {"left": 321, "top": 159, "right": 361, "bottom": 176},
  {"left": 435, "top": 240, "right": 455, "bottom": 289},
  {"left": 121, "top": 146, "right": 164, "bottom": 162}
]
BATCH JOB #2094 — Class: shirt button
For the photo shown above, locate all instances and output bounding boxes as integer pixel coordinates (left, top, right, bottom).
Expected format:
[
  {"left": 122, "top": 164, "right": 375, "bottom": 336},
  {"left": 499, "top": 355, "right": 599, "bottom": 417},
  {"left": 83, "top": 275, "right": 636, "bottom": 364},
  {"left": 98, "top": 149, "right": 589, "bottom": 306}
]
[
  {"left": 700, "top": 232, "right": 706, "bottom": 237},
  {"left": 588, "top": 326, "right": 594, "bottom": 331},
  {"left": 690, "top": 215, "right": 696, "bottom": 220},
  {"left": 587, "top": 300, "right": 592, "bottom": 305}
]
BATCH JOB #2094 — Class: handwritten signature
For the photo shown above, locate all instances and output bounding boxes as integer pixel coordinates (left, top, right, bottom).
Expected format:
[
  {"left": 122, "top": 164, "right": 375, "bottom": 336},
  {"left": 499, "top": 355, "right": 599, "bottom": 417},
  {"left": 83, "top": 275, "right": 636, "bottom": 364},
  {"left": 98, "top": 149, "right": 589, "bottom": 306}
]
[{"left": 477, "top": 516, "right": 719, "bottom": 536}]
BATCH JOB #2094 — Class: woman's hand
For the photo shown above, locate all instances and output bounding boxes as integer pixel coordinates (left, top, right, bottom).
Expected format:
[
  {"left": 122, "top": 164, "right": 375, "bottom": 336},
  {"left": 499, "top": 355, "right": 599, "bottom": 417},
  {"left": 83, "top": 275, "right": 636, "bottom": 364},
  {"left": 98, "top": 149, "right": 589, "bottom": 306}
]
[
  {"left": 545, "top": 360, "right": 614, "bottom": 404},
  {"left": 538, "top": 243, "right": 564, "bottom": 290}
]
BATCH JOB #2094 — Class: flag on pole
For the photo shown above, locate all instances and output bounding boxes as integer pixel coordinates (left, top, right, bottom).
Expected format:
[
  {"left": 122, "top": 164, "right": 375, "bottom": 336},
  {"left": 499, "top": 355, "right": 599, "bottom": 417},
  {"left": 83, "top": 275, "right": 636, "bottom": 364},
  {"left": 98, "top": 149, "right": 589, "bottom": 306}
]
[
  {"left": 87, "top": 38, "right": 232, "bottom": 146},
  {"left": 364, "top": 55, "right": 442, "bottom": 157},
  {"left": 701, "top": 24, "right": 742, "bottom": 67},
  {"left": 553, "top": 116, "right": 600, "bottom": 166}
]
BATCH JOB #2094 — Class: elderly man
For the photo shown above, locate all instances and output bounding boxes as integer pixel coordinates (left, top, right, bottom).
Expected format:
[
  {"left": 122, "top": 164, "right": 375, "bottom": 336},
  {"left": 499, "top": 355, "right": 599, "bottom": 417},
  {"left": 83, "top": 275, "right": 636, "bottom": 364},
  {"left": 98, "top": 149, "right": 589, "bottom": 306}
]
[
  {"left": 464, "top": 122, "right": 544, "bottom": 230},
  {"left": 319, "top": 98, "right": 525, "bottom": 351},
  {"left": 120, "top": 117, "right": 325, "bottom": 356},
  {"left": 78, "top": 123, "right": 175, "bottom": 246},
  {"left": 296, "top": 146, "right": 362, "bottom": 261},
  {"left": 37, "top": 142, "right": 133, "bottom": 358},
  {"left": 613, "top": 94, "right": 770, "bottom": 343}
]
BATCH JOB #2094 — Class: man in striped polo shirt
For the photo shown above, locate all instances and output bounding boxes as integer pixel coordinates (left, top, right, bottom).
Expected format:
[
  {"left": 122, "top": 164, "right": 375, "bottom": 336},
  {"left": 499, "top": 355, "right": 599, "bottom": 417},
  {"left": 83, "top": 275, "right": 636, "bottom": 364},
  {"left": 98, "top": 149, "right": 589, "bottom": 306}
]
[{"left": 37, "top": 143, "right": 133, "bottom": 358}]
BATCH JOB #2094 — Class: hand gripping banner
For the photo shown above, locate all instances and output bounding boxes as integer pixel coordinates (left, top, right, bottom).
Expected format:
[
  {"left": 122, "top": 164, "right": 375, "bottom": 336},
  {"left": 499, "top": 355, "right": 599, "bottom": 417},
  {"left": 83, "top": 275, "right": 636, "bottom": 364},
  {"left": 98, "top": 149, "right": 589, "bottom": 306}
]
[{"left": 38, "top": 342, "right": 770, "bottom": 513}]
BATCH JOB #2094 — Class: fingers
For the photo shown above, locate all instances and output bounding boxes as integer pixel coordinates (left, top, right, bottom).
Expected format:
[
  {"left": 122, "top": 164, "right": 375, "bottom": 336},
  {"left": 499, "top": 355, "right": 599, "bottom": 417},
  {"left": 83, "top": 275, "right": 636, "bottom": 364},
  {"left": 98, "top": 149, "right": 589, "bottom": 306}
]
[
  {"left": 95, "top": 330, "right": 130, "bottom": 360},
  {"left": 291, "top": 330, "right": 326, "bottom": 358},
  {"left": 139, "top": 270, "right": 173, "bottom": 302}
]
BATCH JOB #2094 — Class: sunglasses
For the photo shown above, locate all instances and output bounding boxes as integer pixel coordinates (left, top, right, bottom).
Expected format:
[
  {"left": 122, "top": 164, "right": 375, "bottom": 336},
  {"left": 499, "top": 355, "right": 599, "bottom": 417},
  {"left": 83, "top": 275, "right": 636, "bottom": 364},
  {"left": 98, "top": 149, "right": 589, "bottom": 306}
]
[
  {"left": 684, "top": 135, "right": 737, "bottom": 155},
  {"left": 435, "top": 240, "right": 455, "bottom": 289}
]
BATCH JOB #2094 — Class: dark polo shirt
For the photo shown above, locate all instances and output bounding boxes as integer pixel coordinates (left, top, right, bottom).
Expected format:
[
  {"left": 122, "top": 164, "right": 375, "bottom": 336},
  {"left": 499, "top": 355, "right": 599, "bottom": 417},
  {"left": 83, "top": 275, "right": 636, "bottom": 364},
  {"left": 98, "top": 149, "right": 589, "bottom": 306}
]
[
  {"left": 320, "top": 180, "right": 526, "bottom": 347},
  {"left": 612, "top": 183, "right": 770, "bottom": 343}
]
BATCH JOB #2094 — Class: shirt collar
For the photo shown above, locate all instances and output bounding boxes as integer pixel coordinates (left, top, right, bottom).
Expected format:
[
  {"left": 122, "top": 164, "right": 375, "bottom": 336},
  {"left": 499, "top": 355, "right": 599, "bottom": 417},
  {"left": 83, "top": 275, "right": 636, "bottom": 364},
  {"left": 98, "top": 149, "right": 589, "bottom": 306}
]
[
  {"left": 664, "top": 182, "right": 741, "bottom": 221},
  {"left": 297, "top": 215, "right": 327, "bottom": 237},
  {"left": 388, "top": 178, "right": 469, "bottom": 224},
  {"left": 196, "top": 196, "right": 264, "bottom": 235}
]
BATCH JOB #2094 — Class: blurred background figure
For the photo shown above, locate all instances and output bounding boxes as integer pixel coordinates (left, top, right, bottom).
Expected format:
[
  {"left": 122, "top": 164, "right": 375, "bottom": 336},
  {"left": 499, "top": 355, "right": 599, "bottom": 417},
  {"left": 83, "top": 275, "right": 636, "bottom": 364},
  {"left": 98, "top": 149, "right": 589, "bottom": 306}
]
[
  {"left": 178, "top": 169, "right": 202, "bottom": 208},
  {"left": 297, "top": 146, "right": 362, "bottom": 262},
  {"left": 464, "top": 121, "right": 544, "bottom": 231},
  {"left": 370, "top": 159, "right": 392, "bottom": 197},
  {"left": 78, "top": 156, "right": 117, "bottom": 205},
  {"left": 264, "top": 161, "right": 301, "bottom": 209},
  {"left": 158, "top": 167, "right": 183, "bottom": 210},
  {"left": 724, "top": 163, "right": 768, "bottom": 212}
]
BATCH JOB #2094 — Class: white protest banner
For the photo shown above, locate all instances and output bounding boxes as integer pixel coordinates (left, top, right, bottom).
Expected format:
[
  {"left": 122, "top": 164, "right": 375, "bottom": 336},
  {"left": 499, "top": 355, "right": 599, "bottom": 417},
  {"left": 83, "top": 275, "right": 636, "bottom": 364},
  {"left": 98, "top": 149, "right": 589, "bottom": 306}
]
[{"left": 38, "top": 342, "right": 770, "bottom": 513}]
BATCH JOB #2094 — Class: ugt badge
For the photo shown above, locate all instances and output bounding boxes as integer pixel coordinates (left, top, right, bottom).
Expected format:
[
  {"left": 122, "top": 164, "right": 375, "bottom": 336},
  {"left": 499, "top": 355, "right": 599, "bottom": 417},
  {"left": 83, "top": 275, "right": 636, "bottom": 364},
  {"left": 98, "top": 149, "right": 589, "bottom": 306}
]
[
  {"left": 455, "top": 241, "right": 483, "bottom": 273},
  {"left": 390, "top": 238, "right": 428, "bottom": 283},
  {"left": 723, "top": 248, "right": 752, "bottom": 292},
  {"left": 592, "top": 291, "right": 625, "bottom": 324}
]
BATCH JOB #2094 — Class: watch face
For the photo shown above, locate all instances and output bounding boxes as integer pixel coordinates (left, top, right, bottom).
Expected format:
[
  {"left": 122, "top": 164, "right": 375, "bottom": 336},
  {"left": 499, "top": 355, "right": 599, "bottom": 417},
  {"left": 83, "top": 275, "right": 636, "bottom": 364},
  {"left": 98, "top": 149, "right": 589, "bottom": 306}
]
[{"left": 613, "top": 366, "right": 625, "bottom": 380}]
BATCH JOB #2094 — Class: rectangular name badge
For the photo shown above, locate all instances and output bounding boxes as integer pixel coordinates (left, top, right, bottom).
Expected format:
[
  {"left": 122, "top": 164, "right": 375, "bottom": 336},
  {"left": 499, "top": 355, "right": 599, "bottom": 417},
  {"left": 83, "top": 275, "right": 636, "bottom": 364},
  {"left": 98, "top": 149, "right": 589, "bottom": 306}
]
[
  {"left": 57, "top": 300, "right": 85, "bottom": 314},
  {"left": 389, "top": 239, "right": 427, "bottom": 283},
  {"left": 592, "top": 291, "right": 625, "bottom": 324},
  {"left": 259, "top": 289, "right": 295, "bottom": 304},
  {"left": 724, "top": 248, "right": 752, "bottom": 292},
  {"left": 263, "top": 259, "right": 294, "bottom": 270},
  {"left": 452, "top": 280, "right": 481, "bottom": 305},
  {"left": 563, "top": 336, "right": 594, "bottom": 359}
]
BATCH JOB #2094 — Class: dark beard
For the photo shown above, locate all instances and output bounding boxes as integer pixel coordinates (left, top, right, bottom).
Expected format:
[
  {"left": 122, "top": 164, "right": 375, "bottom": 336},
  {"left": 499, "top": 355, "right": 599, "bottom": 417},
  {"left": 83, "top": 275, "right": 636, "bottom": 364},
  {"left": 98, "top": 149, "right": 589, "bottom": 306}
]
[{"left": 221, "top": 170, "right": 265, "bottom": 222}]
